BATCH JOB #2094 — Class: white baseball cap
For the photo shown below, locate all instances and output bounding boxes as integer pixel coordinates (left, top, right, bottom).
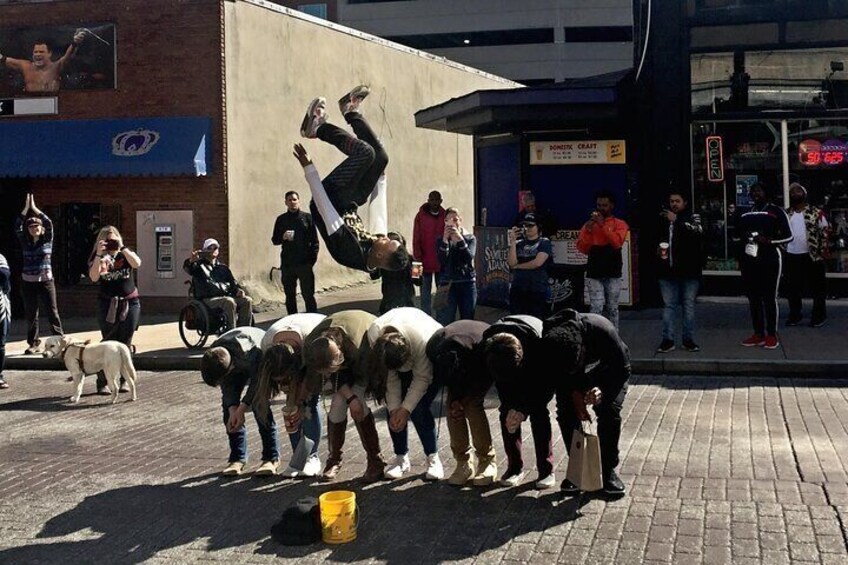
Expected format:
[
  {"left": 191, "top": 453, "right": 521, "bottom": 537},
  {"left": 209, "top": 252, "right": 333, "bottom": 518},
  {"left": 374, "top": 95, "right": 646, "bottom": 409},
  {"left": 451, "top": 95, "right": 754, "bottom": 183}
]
[{"left": 202, "top": 238, "right": 220, "bottom": 251}]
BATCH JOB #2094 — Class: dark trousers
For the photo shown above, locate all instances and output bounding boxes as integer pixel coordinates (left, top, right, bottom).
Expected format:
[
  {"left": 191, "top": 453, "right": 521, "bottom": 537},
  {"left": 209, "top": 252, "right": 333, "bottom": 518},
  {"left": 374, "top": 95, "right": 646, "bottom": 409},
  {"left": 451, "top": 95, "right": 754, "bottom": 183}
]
[
  {"left": 281, "top": 264, "right": 317, "bottom": 314},
  {"left": 783, "top": 253, "right": 826, "bottom": 323},
  {"left": 557, "top": 376, "right": 628, "bottom": 479},
  {"left": 435, "top": 281, "right": 477, "bottom": 325},
  {"left": 318, "top": 112, "right": 388, "bottom": 213},
  {"left": 22, "top": 280, "right": 64, "bottom": 346},
  {"left": 509, "top": 287, "right": 549, "bottom": 319},
  {"left": 496, "top": 385, "right": 554, "bottom": 478},
  {"left": 95, "top": 297, "right": 140, "bottom": 388},
  {"left": 740, "top": 249, "right": 781, "bottom": 337}
]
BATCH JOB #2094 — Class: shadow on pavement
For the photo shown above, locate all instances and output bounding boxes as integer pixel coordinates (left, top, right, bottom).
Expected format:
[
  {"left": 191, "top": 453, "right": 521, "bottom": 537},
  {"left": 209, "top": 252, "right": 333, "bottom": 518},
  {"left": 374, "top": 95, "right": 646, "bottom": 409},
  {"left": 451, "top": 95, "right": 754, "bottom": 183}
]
[
  {"left": 0, "top": 394, "right": 116, "bottom": 412},
  {"left": 633, "top": 374, "right": 848, "bottom": 390},
  {"left": 0, "top": 472, "right": 591, "bottom": 564}
]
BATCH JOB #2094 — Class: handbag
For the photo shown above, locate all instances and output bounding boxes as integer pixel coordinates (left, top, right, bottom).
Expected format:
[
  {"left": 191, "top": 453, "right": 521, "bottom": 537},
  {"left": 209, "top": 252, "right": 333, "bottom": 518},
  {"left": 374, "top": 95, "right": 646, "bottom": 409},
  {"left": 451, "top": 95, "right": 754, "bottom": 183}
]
[
  {"left": 432, "top": 282, "right": 452, "bottom": 311},
  {"left": 565, "top": 420, "right": 603, "bottom": 492}
]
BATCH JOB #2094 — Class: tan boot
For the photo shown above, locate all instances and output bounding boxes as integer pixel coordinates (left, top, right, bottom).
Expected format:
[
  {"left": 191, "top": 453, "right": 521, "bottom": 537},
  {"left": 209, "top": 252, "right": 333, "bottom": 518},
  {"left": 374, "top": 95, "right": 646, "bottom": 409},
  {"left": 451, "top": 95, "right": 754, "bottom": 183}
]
[
  {"left": 321, "top": 420, "right": 347, "bottom": 482},
  {"left": 447, "top": 454, "right": 475, "bottom": 486},
  {"left": 472, "top": 454, "right": 498, "bottom": 487},
  {"left": 355, "top": 412, "right": 385, "bottom": 483}
]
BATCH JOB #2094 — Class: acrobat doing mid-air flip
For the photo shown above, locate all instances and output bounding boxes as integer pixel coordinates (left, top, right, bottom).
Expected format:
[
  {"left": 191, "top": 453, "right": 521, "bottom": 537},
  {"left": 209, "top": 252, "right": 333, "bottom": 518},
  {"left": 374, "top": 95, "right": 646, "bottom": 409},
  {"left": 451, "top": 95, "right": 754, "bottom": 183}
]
[{"left": 293, "top": 85, "right": 408, "bottom": 273}]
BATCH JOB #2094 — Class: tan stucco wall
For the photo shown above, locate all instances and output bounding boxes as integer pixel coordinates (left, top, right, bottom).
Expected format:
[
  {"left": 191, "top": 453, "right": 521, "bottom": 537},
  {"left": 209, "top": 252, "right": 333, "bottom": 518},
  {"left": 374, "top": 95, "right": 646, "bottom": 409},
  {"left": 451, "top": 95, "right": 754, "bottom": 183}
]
[{"left": 224, "top": 0, "right": 517, "bottom": 302}]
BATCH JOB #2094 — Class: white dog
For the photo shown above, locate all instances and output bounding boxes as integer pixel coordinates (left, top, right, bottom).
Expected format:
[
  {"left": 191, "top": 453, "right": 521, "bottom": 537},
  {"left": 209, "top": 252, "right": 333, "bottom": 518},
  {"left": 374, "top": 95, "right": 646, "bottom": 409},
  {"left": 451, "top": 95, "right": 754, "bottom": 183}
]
[{"left": 42, "top": 336, "right": 138, "bottom": 404}]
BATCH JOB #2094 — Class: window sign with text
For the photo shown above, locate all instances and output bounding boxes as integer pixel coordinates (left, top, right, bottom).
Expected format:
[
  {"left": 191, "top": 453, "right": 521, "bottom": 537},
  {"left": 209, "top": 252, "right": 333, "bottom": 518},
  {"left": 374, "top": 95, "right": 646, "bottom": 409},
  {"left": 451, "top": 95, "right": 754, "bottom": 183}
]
[{"left": 529, "top": 140, "right": 626, "bottom": 165}]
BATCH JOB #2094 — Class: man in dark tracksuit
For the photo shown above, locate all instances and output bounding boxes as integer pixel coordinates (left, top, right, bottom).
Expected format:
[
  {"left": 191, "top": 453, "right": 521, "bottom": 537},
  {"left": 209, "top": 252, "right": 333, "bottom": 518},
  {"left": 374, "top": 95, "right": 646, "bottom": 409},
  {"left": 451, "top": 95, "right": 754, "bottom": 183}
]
[
  {"left": 272, "top": 190, "right": 319, "bottom": 314},
  {"left": 482, "top": 315, "right": 556, "bottom": 489},
  {"left": 735, "top": 183, "right": 792, "bottom": 349},
  {"left": 541, "top": 308, "right": 630, "bottom": 496},
  {"left": 201, "top": 327, "right": 279, "bottom": 477},
  {"left": 294, "top": 86, "right": 408, "bottom": 273}
]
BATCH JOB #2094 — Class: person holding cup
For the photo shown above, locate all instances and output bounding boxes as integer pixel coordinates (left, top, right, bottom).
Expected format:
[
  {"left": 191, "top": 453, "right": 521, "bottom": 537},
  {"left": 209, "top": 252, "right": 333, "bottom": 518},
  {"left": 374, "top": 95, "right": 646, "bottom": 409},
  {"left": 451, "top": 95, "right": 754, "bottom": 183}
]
[
  {"left": 272, "top": 190, "right": 319, "bottom": 314},
  {"left": 656, "top": 191, "right": 704, "bottom": 353}
]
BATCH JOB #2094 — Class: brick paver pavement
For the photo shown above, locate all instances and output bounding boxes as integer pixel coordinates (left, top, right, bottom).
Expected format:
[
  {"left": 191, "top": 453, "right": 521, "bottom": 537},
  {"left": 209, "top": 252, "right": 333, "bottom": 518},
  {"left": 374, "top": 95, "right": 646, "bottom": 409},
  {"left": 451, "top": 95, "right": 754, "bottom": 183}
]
[{"left": 0, "top": 371, "right": 847, "bottom": 564}]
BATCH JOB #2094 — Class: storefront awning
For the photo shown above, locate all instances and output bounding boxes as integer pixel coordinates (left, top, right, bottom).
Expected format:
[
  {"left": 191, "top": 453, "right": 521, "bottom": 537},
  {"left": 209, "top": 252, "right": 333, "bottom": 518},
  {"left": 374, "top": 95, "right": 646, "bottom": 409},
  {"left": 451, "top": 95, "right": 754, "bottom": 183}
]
[
  {"left": 0, "top": 116, "right": 211, "bottom": 178},
  {"left": 415, "top": 69, "right": 633, "bottom": 136}
]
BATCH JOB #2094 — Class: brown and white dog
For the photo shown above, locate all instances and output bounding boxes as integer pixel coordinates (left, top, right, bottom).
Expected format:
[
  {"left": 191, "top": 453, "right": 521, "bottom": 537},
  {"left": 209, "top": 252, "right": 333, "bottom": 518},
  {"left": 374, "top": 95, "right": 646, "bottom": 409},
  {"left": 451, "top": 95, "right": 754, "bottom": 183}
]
[{"left": 42, "top": 336, "right": 138, "bottom": 404}]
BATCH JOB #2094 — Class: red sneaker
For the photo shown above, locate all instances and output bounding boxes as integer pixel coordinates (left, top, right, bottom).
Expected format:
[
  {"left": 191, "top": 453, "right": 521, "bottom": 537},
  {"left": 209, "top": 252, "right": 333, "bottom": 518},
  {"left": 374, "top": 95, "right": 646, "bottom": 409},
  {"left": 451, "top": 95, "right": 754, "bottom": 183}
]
[
  {"left": 740, "top": 334, "right": 765, "bottom": 347},
  {"left": 763, "top": 335, "right": 780, "bottom": 349}
]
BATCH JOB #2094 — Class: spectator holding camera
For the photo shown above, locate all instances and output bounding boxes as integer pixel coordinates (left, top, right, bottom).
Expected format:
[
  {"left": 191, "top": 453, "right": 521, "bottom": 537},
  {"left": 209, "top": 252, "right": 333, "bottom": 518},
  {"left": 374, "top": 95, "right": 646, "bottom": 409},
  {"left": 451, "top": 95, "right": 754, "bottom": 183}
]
[
  {"left": 88, "top": 225, "right": 142, "bottom": 395},
  {"left": 507, "top": 211, "right": 553, "bottom": 318},
  {"left": 16, "top": 193, "right": 64, "bottom": 355},
  {"left": 577, "top": 191, "right": 629, "bottom": 329},
  {"left": 183, "top": 238, "right": 252, "bottom": 330},
  {"left": 434, "top": 207, "right": 477, "bottom": 325}
]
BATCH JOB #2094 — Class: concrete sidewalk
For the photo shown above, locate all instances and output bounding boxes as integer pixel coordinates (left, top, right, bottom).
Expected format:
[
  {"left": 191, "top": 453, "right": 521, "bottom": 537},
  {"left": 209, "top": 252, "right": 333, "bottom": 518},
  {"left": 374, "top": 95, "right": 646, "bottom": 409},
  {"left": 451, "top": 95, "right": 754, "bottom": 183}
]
[{"left": 5, "top": 281, "right": 848, "bottom": 375}]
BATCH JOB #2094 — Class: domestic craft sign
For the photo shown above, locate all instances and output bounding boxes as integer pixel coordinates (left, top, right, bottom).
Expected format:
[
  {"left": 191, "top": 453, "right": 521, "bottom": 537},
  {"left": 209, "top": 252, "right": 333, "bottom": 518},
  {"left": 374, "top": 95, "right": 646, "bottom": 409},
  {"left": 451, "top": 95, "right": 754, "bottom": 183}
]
[
  {"left": 705, "top": 135, "right": 724, "bottom": 182},
  {"left": 530, "top": 140, "right": 626, "bottom": 165}
]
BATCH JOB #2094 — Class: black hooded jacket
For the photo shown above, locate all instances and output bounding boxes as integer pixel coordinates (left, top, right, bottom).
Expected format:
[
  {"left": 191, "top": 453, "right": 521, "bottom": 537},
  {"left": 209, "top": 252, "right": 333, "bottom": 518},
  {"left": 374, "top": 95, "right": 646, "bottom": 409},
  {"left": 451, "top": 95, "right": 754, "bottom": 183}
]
[{"left": 482, "top": 315, "right": 546, "bottom": 413}]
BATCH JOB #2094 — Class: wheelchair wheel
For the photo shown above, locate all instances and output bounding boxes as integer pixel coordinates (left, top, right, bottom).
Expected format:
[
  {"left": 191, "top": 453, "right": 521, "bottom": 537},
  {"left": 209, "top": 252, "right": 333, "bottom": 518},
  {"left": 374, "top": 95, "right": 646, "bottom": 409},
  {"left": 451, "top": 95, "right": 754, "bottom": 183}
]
[{"left": 179, "top": 301, "right": 210, "bottom": 349}]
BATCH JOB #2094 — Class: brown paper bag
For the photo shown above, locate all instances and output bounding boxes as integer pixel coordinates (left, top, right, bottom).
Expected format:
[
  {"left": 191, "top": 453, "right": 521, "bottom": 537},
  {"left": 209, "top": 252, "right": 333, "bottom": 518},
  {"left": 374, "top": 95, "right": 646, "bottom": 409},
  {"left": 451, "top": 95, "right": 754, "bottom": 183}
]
[{"left": 566, "top": 423, "right": 603, "bottom": 492}]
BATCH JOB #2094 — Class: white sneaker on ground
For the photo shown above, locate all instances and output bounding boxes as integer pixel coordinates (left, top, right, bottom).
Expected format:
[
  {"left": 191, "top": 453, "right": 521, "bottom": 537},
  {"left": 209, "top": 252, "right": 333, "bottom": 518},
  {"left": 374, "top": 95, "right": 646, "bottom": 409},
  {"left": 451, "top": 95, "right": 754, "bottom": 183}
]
[
  {"left": 535, "top": 472, "right": 556, "bottom": 490},
  {"left": 301, "top": 454, "right": 322, "bottom": 477},
  {"left": 425, "top": 453, "right": 444, "bottom": 481},
  {"left": 279, "top": 466, "right": 299, "bottom": 479},
  {"left": 499, "top": 470, "right": 526, "bottom": 487},
  {"left": 384, "top": 453, "right": 411, "bottom": 479}
]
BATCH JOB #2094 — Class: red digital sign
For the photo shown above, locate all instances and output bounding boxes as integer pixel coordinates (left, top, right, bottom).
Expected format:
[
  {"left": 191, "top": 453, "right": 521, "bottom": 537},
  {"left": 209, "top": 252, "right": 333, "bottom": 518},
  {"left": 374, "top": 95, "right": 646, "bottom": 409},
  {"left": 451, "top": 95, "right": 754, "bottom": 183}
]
[{"left": 800, "top": 138, "right": 846, "bottom": 167}]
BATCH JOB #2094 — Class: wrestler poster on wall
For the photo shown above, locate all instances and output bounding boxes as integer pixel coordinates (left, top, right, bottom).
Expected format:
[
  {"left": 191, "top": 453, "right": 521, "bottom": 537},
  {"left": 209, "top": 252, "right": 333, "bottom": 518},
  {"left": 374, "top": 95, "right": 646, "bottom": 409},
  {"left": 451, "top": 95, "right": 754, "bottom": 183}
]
[{"left": 0, "top": 23, "right": 116, "bottom": 96}]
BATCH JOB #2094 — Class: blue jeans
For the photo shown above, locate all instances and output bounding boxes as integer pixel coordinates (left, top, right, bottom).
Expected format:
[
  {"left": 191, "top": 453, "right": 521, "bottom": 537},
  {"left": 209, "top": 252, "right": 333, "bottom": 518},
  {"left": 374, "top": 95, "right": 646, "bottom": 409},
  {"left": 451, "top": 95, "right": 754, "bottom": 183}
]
[
  {"left": 659, "top": 277, "right": 699, "bottom": 342},
  {"left": 420, "top": 272, "right": 435, "bottom": 315},
  {"left": 389, "top": 371, "right": 441, "bottom": 456},
  {"left": 287, "top": 393, "right": 323, "bottom": 457},
  {"left": 221, "top": 378, "right": 280, "bottom": 463},
  {"left": 435, "top": 280, "right": 477, "bottom": 325}
]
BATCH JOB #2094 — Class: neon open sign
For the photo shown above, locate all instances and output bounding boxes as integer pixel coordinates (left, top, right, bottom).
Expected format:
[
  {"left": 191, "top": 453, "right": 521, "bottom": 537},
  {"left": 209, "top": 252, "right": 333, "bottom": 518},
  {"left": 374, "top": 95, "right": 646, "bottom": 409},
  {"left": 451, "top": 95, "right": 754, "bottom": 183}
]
[
  {"left": 800, "top": 138, "right": 846, "bottom": 166},
  {"left": 706, "top": 135, "right": 724, "bottom": 182}
]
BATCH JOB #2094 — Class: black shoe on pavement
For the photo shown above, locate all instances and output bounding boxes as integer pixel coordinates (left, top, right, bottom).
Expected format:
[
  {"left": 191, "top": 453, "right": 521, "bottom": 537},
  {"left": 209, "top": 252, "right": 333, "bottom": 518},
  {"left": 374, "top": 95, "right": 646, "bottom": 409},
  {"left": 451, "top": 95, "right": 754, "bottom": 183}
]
[
  {"left": 96, "top": 385, "right": 112, "bottom": 396},
  {"left": 603, "top": 470, "right": 626, "bottom": 496},
  {"left": 786, "top": 316, "right": 802, "bottom": 327},
  {"left": 682, "top": 340, "right": 700, "bottom": 352},
  {"left": 810, "top": 318, "right": 827, "bottom": 328},
  {"left": 560, "top": 478, "right": 580, "bottom": 495},
  {"left": 656, "top": 339, "right": 675, "bottom": 353}
]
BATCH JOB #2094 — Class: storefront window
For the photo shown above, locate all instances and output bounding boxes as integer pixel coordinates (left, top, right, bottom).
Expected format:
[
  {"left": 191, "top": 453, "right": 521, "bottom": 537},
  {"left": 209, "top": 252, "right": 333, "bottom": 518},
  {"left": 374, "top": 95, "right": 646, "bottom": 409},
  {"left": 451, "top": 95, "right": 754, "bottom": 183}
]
[
  {"left": 692, "top": 120, "right": 784, "bottom": 271},
  {"left": 693, "top": 118, "right": 848, "bottom": 275},
  {"left": 788, "top": 118, "right": 848, "bottom": 273},
  {"left": 691, "top": 47, "right": 848, "bottom": 114}
]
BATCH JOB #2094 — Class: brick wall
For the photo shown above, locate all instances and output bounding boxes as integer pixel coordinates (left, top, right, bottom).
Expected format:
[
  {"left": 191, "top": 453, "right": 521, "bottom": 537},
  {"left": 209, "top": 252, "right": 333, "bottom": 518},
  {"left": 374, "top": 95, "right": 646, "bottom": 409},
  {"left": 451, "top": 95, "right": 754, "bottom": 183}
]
[{"left": 0, "top": 0, "right": 227, "bottom": 316}]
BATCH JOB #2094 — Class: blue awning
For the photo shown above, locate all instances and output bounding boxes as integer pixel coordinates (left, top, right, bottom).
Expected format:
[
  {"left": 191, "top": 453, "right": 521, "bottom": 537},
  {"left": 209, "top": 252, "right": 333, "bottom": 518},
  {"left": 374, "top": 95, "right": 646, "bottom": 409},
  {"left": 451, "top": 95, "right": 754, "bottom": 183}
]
[{"left": 0, "top": 116, "right": 211, "bottom": 177}]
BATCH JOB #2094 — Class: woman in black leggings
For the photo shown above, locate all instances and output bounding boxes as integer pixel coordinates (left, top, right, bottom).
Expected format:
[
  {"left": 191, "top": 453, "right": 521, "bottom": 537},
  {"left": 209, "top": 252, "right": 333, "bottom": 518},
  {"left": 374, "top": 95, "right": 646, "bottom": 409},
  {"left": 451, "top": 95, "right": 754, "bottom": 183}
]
[{"left": 736, "top": 183, "right": 792, "bottom": 350}]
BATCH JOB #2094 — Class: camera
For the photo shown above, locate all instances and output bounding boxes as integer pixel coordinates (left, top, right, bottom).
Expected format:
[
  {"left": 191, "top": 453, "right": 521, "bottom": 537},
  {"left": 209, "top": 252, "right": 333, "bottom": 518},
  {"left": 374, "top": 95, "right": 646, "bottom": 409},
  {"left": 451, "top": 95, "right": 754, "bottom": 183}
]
[{"left": 104, "top": 239, "right": 120, "bottom": 252}]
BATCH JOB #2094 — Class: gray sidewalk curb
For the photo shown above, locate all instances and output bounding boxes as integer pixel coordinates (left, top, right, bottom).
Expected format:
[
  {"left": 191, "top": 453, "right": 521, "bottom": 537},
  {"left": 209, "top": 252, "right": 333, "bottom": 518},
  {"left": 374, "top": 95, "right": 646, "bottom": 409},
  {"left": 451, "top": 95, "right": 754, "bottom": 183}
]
[
  {"left": 7, "top": 355, "right": 846, "bottom": 377},
  {"left": 632, "top": 358, "right": 848, "bottom": 377}
]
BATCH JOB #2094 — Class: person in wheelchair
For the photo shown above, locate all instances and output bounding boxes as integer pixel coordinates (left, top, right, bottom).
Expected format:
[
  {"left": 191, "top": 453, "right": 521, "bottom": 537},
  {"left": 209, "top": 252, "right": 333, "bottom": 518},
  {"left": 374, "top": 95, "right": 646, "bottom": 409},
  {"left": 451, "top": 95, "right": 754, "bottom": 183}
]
[{"left": 183, "top": 238, "right": 252, "bottom": 330}]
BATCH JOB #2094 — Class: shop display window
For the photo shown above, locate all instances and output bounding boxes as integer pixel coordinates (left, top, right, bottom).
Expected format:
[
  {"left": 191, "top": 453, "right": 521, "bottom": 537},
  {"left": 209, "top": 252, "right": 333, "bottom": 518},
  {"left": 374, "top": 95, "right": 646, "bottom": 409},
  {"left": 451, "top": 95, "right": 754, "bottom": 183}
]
[
  {"left": 692, "top": 119, "right": 848, "bottom": 275},
  {"left": 691, "top": 47, "right": 848, "bottom": 115}
]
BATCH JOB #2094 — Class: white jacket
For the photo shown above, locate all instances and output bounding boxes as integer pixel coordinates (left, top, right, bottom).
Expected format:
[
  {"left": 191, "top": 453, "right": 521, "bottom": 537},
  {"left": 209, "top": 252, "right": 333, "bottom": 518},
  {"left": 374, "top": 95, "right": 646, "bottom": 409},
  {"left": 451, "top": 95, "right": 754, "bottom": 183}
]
[
  {"left": 260, "top": 313, "right": 326, "bottom": 352},
  {"left": 367, "top": 307, "right": 442, "bottom": 413}
]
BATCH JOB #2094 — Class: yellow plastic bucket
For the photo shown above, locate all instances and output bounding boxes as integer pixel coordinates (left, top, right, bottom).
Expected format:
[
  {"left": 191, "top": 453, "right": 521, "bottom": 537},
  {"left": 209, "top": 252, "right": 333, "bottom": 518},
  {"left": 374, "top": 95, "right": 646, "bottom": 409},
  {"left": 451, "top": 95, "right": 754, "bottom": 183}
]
[{"left": 319, "top": 490, "right": 358, "bottom": 544}]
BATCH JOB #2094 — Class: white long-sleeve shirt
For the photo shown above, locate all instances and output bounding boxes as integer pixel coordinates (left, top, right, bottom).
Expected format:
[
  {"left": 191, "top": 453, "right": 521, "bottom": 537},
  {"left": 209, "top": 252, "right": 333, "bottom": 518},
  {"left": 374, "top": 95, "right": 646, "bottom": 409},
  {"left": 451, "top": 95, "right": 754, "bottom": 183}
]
[
  {"left": 260, "top": 313, "right": 326, "bottom": 352},
  {"left": 366, "top": 307, "right": 442, "bottom": 413}
]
